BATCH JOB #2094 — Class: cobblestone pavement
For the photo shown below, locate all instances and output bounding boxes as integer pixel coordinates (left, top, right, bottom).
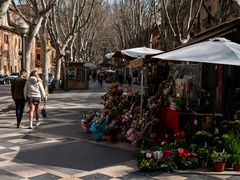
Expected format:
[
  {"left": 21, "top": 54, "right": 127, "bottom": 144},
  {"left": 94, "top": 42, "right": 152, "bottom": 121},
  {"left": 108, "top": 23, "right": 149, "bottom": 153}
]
[{"left": 0, "top": 81, "right": 240, "bottom": 179}]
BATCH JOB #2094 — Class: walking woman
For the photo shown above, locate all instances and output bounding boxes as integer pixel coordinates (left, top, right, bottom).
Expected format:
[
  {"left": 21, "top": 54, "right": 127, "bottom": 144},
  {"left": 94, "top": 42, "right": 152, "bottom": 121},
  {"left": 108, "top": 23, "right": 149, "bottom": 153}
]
[{"left": 24, "top": 70, "right": 46, "bottom": 129}]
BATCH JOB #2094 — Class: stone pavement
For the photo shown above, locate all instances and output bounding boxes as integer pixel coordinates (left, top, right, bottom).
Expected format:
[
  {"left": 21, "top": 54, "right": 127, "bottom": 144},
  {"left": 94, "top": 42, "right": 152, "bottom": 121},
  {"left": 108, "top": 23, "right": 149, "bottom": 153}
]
[{"left": 0, "top": 81, "right": 240, "bottom": 179}]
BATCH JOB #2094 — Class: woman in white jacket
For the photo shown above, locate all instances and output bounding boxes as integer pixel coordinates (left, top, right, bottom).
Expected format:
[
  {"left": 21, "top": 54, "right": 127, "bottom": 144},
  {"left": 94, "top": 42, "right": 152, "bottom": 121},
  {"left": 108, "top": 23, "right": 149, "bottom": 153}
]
[{"left": 24, "top": 70, "right": 46, "bottom": 129}]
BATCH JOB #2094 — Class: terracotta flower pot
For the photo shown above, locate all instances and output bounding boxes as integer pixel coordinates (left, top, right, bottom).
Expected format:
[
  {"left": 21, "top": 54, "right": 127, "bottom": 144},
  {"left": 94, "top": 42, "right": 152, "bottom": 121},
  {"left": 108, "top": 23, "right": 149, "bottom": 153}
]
[
  {"left": 233, "top": 164, "right": 240, "bottom": 171},
  {"left": 213, "top": 163, "right": 225, "bottom": 172}
]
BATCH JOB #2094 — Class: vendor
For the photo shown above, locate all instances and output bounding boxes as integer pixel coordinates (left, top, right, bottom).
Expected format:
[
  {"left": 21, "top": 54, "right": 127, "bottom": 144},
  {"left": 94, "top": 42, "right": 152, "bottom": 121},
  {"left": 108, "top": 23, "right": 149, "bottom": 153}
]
[{"left": 111, "top": 80, "right": 118, "bottom": 93}]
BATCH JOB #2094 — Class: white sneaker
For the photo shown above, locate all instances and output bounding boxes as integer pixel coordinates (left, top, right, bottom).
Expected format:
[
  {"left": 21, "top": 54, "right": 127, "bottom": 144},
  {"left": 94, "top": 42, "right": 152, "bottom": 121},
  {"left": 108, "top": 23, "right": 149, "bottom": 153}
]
[
  {"left": 29, "top": 121, "right": 33, "bottom": 129},
  {"left": 36, "top": 121, "right": 40, "bottom": 127}
]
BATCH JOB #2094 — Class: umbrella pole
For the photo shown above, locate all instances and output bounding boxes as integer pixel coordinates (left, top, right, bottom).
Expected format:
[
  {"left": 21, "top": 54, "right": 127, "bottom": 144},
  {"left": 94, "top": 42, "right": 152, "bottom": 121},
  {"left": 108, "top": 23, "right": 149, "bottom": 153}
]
[{"left": 140, "top": 66, "right": 144, "bottom": 116}]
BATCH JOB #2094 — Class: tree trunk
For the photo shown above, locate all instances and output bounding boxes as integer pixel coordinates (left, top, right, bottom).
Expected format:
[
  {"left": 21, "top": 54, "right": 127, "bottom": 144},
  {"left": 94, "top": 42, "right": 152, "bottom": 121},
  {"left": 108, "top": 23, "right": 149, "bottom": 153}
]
[
  {"left": 41, "top": 19, "right": 49, "bottom": 94},
  {"left": 42, "top": 42, "right": 49, "bottom": 94},
  {"left": 25, "top": 41, "right": 32, "bottom": 75},
  {"left": 0, "top": 0, "right": 11, "bottom": 24},
  {"left": 55, "top": 57, "right": 62, "bottom": 89}
]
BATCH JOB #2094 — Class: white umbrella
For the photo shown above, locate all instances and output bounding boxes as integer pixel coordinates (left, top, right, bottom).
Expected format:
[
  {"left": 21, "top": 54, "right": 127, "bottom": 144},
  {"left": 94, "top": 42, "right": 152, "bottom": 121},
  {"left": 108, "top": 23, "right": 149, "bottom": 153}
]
[
  {"left": 105, "top": 52, "right": 115, "bottom": 59},
  {"left": 106, "top": 47, "right": 163, "bottom": 59},
  {"left": 121, "top": 47, "right": 163, "bottom": 58},
  {"left": 152, "top": 38, "right": 240, "bottom": 66},
  {"left": 105, "top": 69, "right": 115, "bottom": 73}
]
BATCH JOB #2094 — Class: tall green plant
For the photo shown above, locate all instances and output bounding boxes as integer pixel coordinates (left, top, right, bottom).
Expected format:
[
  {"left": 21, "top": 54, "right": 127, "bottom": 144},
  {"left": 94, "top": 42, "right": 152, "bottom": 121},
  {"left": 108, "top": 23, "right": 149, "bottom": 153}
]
[{"left": 222, "top": 132, "right": 240, "bottom": 164}]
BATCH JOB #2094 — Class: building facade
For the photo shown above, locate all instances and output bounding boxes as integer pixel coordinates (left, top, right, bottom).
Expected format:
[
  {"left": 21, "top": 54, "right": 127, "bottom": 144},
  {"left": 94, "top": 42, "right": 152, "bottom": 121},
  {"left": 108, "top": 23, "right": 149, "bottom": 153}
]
[
  {"left": 0, "top": 17, "right": 22, "bottom": 74},
  {"left": 0, "top": 15, "right": 55, "bottom": 75}
]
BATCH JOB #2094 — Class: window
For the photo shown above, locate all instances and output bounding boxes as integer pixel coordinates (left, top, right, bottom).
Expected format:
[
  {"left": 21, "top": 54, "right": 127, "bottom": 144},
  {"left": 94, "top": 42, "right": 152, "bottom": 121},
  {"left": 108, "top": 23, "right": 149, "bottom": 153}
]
[
  {"left": 36, "top": 41, "right": 41, "bottom": 48},
  {"left": 37, "top": 54, "right": 41, "bottom": 61},
  {"left": 4, "top": 34, "right": 8, "bottom": 44}
]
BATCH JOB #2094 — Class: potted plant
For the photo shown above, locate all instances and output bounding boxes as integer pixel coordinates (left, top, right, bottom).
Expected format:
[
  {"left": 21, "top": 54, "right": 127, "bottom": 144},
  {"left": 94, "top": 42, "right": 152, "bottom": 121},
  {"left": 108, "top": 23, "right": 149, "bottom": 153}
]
[
  {"left": 210, "top": 150, "right": 230, "bottom": 172},
  {"left": 197, "top": 147, "right": 210, "bottom": 168},
  {"left": 222, "top": 132, "right": 240, "bottom": 171},
  {"left": 232, "top": 154, "right": 240, "bottom": 171}
]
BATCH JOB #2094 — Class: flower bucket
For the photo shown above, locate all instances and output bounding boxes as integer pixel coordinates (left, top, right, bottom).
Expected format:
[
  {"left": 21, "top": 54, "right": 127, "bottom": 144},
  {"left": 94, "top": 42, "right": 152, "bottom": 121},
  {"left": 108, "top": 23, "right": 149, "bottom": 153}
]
[
  {"left": 233, "top": 164, "right": 240, "bottom": 171},
  {"left": 213, "top": 163, "right": 225, "bottom": 172}
]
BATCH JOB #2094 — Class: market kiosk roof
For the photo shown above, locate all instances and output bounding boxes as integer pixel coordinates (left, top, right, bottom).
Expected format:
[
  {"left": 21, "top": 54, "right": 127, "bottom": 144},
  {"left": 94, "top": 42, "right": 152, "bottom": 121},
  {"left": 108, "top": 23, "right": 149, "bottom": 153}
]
[
  {"left": 105, "top": 47, "right": 163, "bottom": 60},
  {"left": 151, "top": 38, "right": 240, "bottom": 66}
]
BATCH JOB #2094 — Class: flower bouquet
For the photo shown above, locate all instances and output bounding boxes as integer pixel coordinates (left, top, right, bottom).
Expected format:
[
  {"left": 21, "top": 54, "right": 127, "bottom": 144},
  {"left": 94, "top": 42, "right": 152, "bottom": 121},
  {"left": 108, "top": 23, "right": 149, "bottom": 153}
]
[
  {"left": 81, "top": 111, "right": 96, "bottom": 133},
  {"left": 90, "top": 112, "right": 109, "bottom": 141},
  {"left": 108, "top": 115, "right": 123, "bottom": 143}
]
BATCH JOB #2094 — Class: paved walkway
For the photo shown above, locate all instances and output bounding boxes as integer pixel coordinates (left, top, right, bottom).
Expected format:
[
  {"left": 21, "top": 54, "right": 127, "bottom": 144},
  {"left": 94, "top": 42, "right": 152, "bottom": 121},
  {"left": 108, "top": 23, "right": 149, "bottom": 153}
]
[{"left": 0, "top": 81, "right": 239, "bottom": 179}]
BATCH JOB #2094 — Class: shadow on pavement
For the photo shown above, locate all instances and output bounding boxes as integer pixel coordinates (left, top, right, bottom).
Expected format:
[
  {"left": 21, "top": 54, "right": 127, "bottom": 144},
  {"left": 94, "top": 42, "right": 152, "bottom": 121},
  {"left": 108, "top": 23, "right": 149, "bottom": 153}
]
[{"left": 13, "top": 140, "right": 135, "bottom": 171}]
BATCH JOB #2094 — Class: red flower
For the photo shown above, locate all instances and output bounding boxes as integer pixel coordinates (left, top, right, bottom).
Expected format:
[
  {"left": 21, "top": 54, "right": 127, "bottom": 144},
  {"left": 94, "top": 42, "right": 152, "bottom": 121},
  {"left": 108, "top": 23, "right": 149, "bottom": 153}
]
[
  {"left": 163, "top": 150, "right": 174, "bottom": 158},
  {"left": 178, "top": 148, "right": 191, "bottom": 157}
]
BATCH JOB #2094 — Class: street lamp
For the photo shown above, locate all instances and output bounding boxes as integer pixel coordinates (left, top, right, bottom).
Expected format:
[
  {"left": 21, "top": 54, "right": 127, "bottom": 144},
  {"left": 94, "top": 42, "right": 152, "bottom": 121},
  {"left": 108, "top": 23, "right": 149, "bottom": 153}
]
[
  {"left": 18, "top": 21, "right": 29, "bottom": 70},
  {"left": 64, "top": 50, "right": 70, "bottom": 91}
]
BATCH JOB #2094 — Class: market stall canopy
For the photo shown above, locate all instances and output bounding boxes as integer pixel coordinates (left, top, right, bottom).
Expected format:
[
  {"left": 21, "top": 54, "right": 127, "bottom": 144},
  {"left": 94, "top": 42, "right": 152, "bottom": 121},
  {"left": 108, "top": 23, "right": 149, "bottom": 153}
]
[
  {"left": 151, "top": 38, "right": 240, "bottom": 66},
  {"left": 84, "top": 62, "right": 97, "bottom": 68},
  {"left": 105, "top": 69, "right": 115, "bottom": 73},
  {"left": 106, "top": 47, "right": 163, "bottom": 59}
]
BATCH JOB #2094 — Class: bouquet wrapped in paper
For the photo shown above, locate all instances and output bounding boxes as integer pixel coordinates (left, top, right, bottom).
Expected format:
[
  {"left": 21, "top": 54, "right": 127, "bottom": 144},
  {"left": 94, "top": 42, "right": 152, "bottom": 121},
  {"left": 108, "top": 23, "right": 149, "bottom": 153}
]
[{"left": 90, "top": 112, "right": 109, "bottom": 141}]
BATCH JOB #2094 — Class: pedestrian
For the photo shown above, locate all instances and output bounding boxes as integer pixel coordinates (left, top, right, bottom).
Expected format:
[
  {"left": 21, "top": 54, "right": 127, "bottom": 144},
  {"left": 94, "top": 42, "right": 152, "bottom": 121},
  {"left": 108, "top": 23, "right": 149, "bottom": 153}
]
[
  {"left": 98, "top": 72, "right": 105, "bottom": 88},
  {"left": 127, "top": 74, "right": 132, "bottom": 86},
  {"left": 24, "top": 70, "right": 46, "bottom": 129},
  {"left": 92, "top": 72, "right": 96, "bottom": 82},
  {"left": 11, "top": 69, "right": 28, "bottom": 128}
]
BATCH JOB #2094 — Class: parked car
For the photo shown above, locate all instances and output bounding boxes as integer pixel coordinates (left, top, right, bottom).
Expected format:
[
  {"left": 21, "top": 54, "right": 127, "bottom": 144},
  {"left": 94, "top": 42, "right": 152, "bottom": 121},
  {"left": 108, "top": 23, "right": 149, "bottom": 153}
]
[
  {"left": 39, "top": 73, "right": 56, "bottom": 93},
  {"left": 9, "top": 72, "right": 20, "bottom": 81},
  {"left": 0, "top": 75, "right": 10, "bottom": 84}
]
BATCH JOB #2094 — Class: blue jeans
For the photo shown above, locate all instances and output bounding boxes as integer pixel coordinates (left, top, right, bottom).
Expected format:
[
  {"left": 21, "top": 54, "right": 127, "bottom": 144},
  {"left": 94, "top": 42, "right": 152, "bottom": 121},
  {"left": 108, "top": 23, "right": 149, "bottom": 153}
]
[{"left": 15, "top": 100, "right": 26, "bottom": 125}]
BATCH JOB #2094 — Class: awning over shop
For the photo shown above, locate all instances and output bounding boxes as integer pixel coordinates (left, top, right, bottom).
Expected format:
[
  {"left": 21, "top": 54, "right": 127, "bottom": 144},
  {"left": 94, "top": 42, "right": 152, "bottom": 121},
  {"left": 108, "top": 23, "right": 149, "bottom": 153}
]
[{"left": 151, "top": 38, "right": 240, "bottom": 66}]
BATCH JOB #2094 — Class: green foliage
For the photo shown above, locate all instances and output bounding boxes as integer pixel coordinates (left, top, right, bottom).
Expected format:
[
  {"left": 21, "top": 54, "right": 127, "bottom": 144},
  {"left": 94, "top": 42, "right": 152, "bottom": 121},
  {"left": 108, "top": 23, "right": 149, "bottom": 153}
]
[
  {"left": 222, "top": 132, "right": 240, "bottom": 164},
  {"left": 160, "top": 157, "right": 177, "bottom": 172},
  {"left": 197, "top": 147, "right": 210, "bottom": 161},
  {"left": 210, "top": 151, "right": 230, "bottom": 163},
  {"left": 193, "top": 131, "right": 213, "bottom": 145},
  {"left": 178, "top": 157, "right": 198, "bottom": 169}
]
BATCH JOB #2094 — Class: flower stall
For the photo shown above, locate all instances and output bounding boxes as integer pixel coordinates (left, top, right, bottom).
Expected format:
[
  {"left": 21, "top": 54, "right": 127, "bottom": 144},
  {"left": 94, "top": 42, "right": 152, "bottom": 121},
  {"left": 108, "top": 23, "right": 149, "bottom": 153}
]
[{"left": 80, "top": 61, "right": 240, "bottom": 173}]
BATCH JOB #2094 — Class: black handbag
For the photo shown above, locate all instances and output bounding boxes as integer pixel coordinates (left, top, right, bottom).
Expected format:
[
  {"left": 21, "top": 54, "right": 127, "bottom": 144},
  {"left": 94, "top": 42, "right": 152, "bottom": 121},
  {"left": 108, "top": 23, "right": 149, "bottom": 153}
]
[{"left": 41, "top": 100, "right": 47, "bottom": 118}]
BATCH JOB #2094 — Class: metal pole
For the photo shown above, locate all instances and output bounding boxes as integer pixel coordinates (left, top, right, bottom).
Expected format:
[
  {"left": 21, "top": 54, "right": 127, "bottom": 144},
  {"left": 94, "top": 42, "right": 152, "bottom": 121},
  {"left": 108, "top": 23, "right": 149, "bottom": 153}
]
[
  {"left": 22, "top": 34, "right": 26, "bottom": 70},
  {"left": 65, "top": 61, "right": 69, "bottom": 91},
  {"left": 140, "top": 66, "right": 144, "bottom": 116}
]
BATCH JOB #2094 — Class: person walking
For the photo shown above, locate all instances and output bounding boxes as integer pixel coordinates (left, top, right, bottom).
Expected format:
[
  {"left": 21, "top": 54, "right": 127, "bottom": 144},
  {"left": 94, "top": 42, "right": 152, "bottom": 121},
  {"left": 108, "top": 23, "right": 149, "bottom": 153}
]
[
  {"left": 24, "top": 70, "right": 46, "bottom": 129},
  {"left": 11, "top": 69, "right": 27, "bottom": 128},
  {"left": 98, "top": 72, "right": 105, "bottom": 88}
]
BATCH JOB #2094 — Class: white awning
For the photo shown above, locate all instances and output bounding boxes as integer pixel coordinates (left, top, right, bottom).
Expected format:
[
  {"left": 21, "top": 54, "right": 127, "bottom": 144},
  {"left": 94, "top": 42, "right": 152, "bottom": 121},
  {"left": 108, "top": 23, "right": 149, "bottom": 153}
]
[{"left": 151, "top": 38, "right": 240, "bottom": 66}]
